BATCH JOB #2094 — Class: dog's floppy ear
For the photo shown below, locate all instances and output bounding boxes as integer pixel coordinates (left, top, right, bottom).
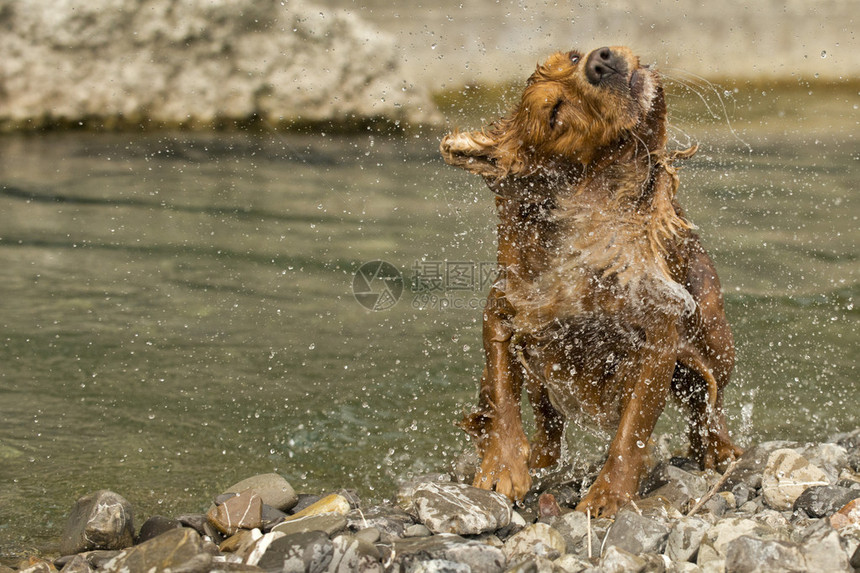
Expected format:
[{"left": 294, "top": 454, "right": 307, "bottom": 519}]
[{"left": 440, "top": 130, "right": 505, "bottom": 179}]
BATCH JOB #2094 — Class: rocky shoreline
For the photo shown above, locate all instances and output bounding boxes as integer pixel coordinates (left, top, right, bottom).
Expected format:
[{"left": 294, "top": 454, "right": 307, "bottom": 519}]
[
  {"left": 0, "top": 0, "right": 440, "bottom": 132},
  {"left": 5, "top": 430, "right": 860, "bottom": 573}
]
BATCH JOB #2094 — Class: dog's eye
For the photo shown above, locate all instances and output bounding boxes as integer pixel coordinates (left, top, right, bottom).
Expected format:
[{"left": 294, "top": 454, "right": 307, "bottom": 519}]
[
  {"left": 549, "top": 99, "right": 563, "bottom": 129},
  {"left": 569, "top": 52, "right": 581, "bottom": 65}
]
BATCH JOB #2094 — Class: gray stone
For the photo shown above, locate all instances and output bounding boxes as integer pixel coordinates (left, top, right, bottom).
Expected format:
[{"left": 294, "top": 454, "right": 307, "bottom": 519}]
[
  {"left": 672, "top": 563, "right": 703, "bottom": 573},
  {"left": 645, "top": 465, "right": 708, "bottom": 503},
  {"left": 665, "top": 516, "right": 711, "bottom": 563},
  {"left": 761, "top": 449, "right": 829, "bottom": 510},
  {"left": 55, "top": 555, "right": 93, "bottom": 573},
  {"left": 851, "top": 542, "right": 860, "bottom": 570},
  {"left": 101, "top": 528, "right": 211, "bottom": 573},
  {"left": 600, "top": 545, "right": 647, "bottom": 573},
  {"left": 256, "top": 531, "right": 334, "bottom": 573},
  {"left": 59, "top": 490, "right": 135, "bottom": 555},
  {"left": 404, "top": 524, "right": 433, "bottom": 537},
  {"left": 17, "top": 560, "right": 54, "bottom": 573},
  {"left": 723, "top": 536, "right": 805, "bottom": 573},
  {"left": 411, "top": 482, "right": 511, "bottom": 535},
  {"left": 261, "top": 504, "right": 288, "bottom": 530},
  {"left": 723, "top": 441, "right": 800, "bottom": 491},
  {"left": 700, "top": 493, "right": 728, "bottom": 518},
  {"left": 404, "top": 559, "right": 470, "bottom": 573},
  {"left": 797, "top": 520, "right": 850, "bottom": 572},
  {"left": 397, "top": 474, "right": 453, "bottom": 511},
  {"left": 602, "top": 509, "right": 670, "bottom": 556},
  {"left": 503, "top": 523, "right": 566, "bottom": 561},
  {"left": 696, "top": 517, "right": 781, "bottom": 567},
  {"left": 797, "top": 442, "right": 849, "bottom": 483},
  {"left": 833, "top": 429, "right": 860, "bottom": 472},
  {"left": 271, "top": 514, "right": 347, "bottom": 537},
  {"left": 792, "top": 485, "right": 860, "bottom": 518},
  {"left": 244, "top": 530, "right": 287, "bottom": 567},
  {"left": 325, "top": 534, "right": 383, "bottom": 573},
  {"left": 394, "top": 533, "right": 506, "bottom": 573},
  {"left": 347, "top": 505, "right": 414, "bottom": 540},
  {"left": 552, "top": 554, "right": 592, "bottom": 572},
  {"left": 138, "top": 515, "right": 183, "bottom": 543},
  {"left": 751, "top": 509, "right": 791, "bottom": 534},
  {"left": 546, "top": 511, "right": 608, "bottom": 558},
  {"left": 504, "top": 555, "right": 556, "bottom": 573},
  {"left": 222, "top": 473, "right": 298, "bottom": 512},
  {"left": 54, "top": 550, "right": 120, "bottom": 570},
  {"left": 177, "top": 513, "right": 224, "bottom": 540},
  {"left": 737, "top": 496, "right": 764, "bottom": 514},
  {"left": 354, "top": 527, "right": 381, "bottom": 545},
  {"left": 730, "top": 483, "right": 751, "bottom": 507},
  {"left": 0, "top": 0, "right": 439, "bottom": 131},
  {"left": 292, "top": 494, "right": 323, "bottom": 514}
]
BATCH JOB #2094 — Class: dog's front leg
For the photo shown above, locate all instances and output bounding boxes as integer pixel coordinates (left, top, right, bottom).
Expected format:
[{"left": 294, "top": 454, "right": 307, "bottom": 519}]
[
  {"left": 576, "top": 322, "right": 679, "bottom": 517},
  {"left": 460, "top": 286, "right": 531, "bottom": 501}
]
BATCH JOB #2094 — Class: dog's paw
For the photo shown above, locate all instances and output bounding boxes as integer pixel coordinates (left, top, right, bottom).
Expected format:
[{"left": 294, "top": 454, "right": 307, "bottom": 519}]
[
  {"left": 473, "top": 459, "right": 532, "bottom": 502},
  {"left": 439, "top": 131, "right": 504, "bottom": 178},
  {"left": 472, "top": 437, "right": 532, "bottom": 501},
  {"left": 575, "top": 466, "right": 640, "bottom": 518},
  {"left": 440, "top": 131, "right": 495, "bottom": 159},
  {"left": 575, "top": 480, "right": 633, "bottom": 518}
]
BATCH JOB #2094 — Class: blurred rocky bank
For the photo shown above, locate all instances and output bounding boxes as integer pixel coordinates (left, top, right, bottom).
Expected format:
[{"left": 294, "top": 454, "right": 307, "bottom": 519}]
[
  {"left": 1, "top": 0, "right": 856, "bottom": 132},
  {"left": 0, "top": 0, "right": 440, "bottom": 131}
]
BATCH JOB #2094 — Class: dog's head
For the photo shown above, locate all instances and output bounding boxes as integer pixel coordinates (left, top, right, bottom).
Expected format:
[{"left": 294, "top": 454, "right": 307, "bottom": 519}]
[{"left": 441, "top": 46, "right": 667, "bottom": 179}]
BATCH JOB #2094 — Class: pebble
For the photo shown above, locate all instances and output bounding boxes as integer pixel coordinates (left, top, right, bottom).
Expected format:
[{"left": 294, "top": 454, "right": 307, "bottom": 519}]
[
  {"left": 206, "top": 489, "right": 263, "bottom": 535},
  {"left": 346, "top": 505, "right": 414, "bottom": 541},
  {"left": 793, "top": 484, "right": 860, "bottom": 517},
  {"left": 137, "top": 515, "right": 182, "bottom": 543},
  {"left": 58, "top": 490, "right": 135, "bottom": 555},
  {"left": 503, "top": 522, "right": 566, "bottom": 560},
  {"left": 100, "top": 528, "right": 211, "bottom": 573},
  {"left": 283, "top": 493, "right": 351, "bottom": 521},
  {"left": 254, "top": 530, "right": 332, "bottom": 573},
  {"left": 664, "top": 515, "right": 710, "bottom": 563},
  {"left": 830, "top": 497, "right": 860, "bottom": 529},
  {"left": 407, "top": 481, "right": 512, "bottom": 535},
  {"left": 599, "top": 545, "right": 649, "bottom": 572},
  {"left": 799, "top": 520, "right": 851, "bottom": 572},
  {"left": 723, "top": 535, "right": 806, "bottom": 573},
  {"left": 56, "top": 554, "right": 93, "bottom": 573},
  {"left": 761, "top": 448, "right": 830, "bottom": 510},
  {"left": 221, "top": 473, "right": 298, "bottom": 512},
  {"left": 14, "top": 429, "right": 860, "bottom": 573},
  {"left": 602, "top": 508, "right": 670, "bottom": 556},
  {"left": 271, "top": 513, "right": 348, "bottom": 537},
  {"left": 394, "top": 534, "right": 506, "bottom": 573}
]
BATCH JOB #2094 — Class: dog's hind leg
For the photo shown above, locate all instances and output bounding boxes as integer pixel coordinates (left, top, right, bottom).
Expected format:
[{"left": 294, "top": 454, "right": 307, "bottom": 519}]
[
  {"left": 673, "top": 358, "right": 742, "bottom": 470},
  {"left": 520, "top": 353, "right": 565, "bottom": 470}
]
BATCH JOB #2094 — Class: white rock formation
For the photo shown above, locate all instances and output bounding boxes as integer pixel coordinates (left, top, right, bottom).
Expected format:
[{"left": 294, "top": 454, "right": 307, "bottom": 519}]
[{"left": 0, "top": 0, "right": 440, "bottom": 130}]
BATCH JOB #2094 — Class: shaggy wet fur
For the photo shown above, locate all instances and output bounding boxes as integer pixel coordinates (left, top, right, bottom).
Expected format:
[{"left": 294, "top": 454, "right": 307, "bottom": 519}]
[{"left": 440, "top": 46, "right": 742, "bottom": 516}]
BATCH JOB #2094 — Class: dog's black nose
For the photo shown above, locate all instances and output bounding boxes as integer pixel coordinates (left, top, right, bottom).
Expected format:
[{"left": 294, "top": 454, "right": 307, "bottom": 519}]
[{"left": 585, "top": 47, "right": 626, "bottom": 85}]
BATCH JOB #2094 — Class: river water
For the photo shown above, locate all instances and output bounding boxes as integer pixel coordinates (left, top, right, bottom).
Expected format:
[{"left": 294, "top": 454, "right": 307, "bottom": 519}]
[{"left": 0, "top": 84, "right": 856, "bottom": 556}]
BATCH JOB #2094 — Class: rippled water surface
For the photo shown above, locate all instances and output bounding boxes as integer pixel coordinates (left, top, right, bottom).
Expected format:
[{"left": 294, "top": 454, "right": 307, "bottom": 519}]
[{"left": 0, "top": 85, "right": 857, "bottom": 556}]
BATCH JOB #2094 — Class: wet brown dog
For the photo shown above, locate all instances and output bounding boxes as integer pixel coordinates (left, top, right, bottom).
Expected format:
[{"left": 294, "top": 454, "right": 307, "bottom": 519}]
[{"left": 440, "top": 46, "right": 742, "bottom": 517}]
